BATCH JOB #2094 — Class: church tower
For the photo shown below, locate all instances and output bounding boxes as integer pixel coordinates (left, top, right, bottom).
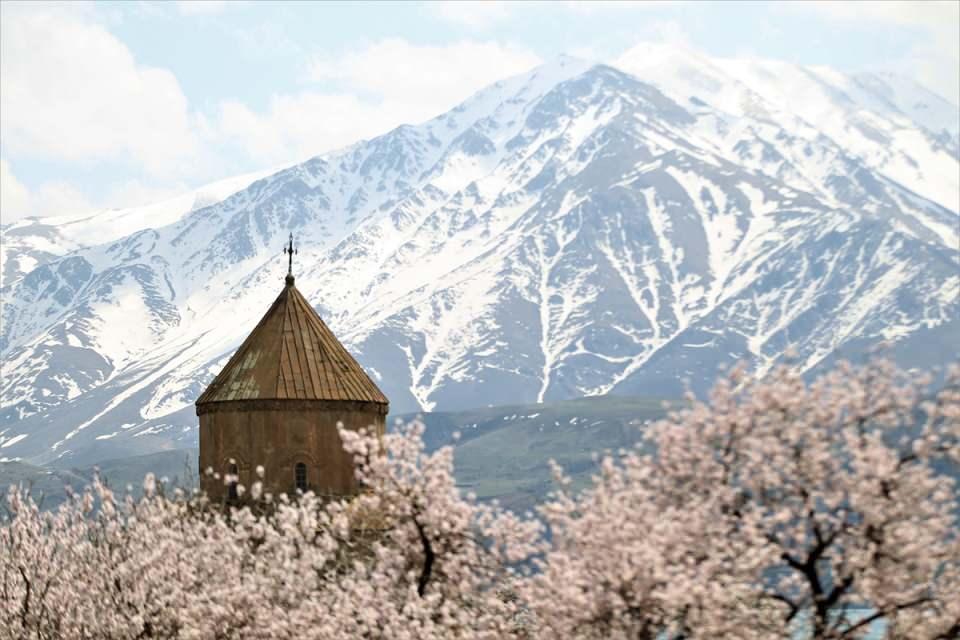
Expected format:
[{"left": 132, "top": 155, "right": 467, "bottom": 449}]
[{"left": 195, "top": 235, "right": 388, "bottom": 500}]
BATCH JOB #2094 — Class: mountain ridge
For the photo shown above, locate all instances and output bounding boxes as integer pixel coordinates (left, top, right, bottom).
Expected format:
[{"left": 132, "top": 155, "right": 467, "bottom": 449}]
[{"left": 1, "top": 50, "right": 957, "bottom": 465}]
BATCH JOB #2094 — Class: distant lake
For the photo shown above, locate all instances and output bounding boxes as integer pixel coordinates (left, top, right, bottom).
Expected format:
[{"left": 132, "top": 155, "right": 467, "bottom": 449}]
[{"left": 791, "top": 609, "right": 885, "bottom": 639}]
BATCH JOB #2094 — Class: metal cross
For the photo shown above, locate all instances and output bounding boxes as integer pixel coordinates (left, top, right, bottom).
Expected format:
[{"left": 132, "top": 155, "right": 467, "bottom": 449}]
[{"left": 283, "top": 233, "right": 297, "bottom": 282}]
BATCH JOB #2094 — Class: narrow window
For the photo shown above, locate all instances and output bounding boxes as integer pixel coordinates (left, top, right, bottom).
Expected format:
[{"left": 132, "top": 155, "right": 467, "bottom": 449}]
[
  {"left": 228, "top": 463, "right": 239, "bottom": 500},
  {"left": 295, "top": 462, "right": 307, "bottom": 492}
]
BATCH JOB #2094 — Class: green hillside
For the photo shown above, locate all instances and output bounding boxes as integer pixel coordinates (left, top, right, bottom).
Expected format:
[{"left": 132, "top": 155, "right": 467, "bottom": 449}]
[
  {"left": 393, "top": 395, "right": 673, "bottom": 512},
  {"left": 2, "top": 395, "right": 672, "bottom": 513}
]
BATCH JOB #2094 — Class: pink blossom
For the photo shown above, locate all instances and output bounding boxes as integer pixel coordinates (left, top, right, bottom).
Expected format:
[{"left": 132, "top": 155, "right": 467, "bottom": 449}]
[{"left": 1, "top": 359, "right": 956, "bottom": 639}]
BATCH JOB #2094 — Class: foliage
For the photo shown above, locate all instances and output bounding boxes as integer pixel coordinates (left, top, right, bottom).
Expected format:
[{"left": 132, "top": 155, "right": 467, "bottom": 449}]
[{"left": 2, "top": 360, "right": 958, "bottom": 639}]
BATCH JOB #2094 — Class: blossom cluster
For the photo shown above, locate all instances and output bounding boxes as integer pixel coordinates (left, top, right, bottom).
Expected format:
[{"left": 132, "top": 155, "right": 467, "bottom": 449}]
[{"left": 2, "top": 360, "right": 958, "bottom": 639}]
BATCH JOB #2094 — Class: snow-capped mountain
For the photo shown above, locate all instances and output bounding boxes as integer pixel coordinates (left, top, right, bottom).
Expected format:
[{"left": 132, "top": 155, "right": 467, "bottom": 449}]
[
  {"left": 2, "top": 49, "right": 958, "bottom": 466},
  {"left": 1, "top": 169, "right": 275, "bottom": 290},
  {"left": 616, "top": 43, "right": 959, "bottom": 215}
]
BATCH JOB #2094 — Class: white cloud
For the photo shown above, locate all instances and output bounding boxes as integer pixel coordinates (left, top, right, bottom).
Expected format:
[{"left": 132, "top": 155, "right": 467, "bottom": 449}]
[
  {"left": 224, "top": 20, "right": 301, "bottom": 57},
  {"left": 0, "top": 8, "right": 543, "bottom": 214},
  {"left": 429, "top": 1, "right": 676, "bottom": 27},
  {"left": 791, "top": 0, "right": 957, "bottom": 29},
  {"left": 1, "top": 158, "right": 95, "bottom": 222},
  {"left": 0, "top": 157, "right": 193, "bottom": 223},
  {"left": 563, "top": 0, "right": 676, "bottom": 13},
  {"left": 101, "top": 179, "right": 189, "bottom": 212},
  {"left": 309, "top": 39, "right": 540, "bottom": 113},
  {"left": 572, "top": 18, "right": 691, "bottom": 63},
  {"left": 783, "top": 1, "right": 960, "bottom": 103},
  {"left": 217, "top": 93, "right": 382, "bottom": 164},
  {"left": 642, "top": 19, "right": 692, "bottom": 47},
  {"left": 0, "top": 159, "right": 30, "bottom": 222},
  {"left": 902, "top": 45, "right": 960, "bottom": 106},
  {"left": 175, "top": 1, "right": 230, "bottom": 16},
  {"left": 0, "top": 4, "right": 198, "bottom": 177},
  {"left": 568, "top": 45, "right": 604, "bottom": 61},
  {"left": 429, "top": 1, "right": 512, "bottom": 27},
  {"left": 219, "top": 39, "right": 541, "bottom": 164}
]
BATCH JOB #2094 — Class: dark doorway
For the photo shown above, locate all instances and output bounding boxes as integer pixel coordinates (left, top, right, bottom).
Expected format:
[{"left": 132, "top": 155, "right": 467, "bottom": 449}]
[
  {"left": 295, "top": 462, "right": 307, "bottom": 492},
  {"left": 227, "top": 462, "right": 239, "bottom": 500}
]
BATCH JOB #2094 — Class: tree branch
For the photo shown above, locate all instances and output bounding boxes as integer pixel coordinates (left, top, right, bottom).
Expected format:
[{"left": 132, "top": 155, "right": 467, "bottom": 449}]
[
  {"left": 764, "top": 592, "right": 801, "bottom": 623},
  {"left": 413, "top": 514, "right": 435, "bottom": 597},
  {"left": 840, "top": 596, "right": 931, "bottom": 637},
  {"left": 18, "top": 565, "right": 31, "bottom": 632}
]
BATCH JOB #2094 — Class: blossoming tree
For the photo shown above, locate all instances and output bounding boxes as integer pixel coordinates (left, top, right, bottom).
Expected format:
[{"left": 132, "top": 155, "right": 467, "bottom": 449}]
[
  {"left": 2, "top": 359, "right": 957, "bottom": 639},
  {"left": 522, "top": 361, "right": 960, "bottom": 639}
]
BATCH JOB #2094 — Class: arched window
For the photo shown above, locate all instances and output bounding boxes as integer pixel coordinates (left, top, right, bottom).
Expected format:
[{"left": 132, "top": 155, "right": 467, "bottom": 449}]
[
  {"left": 227, "top": 462, "right": 239, "bottom": 500},
  {"left": 295, "top": 462, "right": 308, "bottom": 492}
]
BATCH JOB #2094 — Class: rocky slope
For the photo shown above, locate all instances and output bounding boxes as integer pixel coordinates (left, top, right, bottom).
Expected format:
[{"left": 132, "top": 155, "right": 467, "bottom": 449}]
[{"left": 1, "top": 50, "right": 957, "bottom": 465}]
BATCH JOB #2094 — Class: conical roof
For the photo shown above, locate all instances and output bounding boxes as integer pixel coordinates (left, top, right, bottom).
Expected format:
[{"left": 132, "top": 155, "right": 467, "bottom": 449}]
[{"left": 196, "top": 279, "right": 388, "bottom": 406}]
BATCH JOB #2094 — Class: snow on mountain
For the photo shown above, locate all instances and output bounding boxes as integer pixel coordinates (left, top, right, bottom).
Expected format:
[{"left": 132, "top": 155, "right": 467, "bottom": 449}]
[
  {"left": 0, "top": 169, "right": 274, "bottom": 290},
  {"left": 616, "top": 43, "right": 960, "bottom": 218},
  {"left": 1, "top": 50, "right": 957, "bottom": 466},
  {"left": 845, "top": 71, "right": 959, "bottom": 143}
]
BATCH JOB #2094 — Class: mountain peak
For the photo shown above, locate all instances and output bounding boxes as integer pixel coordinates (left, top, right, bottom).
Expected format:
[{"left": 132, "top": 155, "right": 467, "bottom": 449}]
[{"left": 1, "top": 46, "right": 957, "bottom": 466}]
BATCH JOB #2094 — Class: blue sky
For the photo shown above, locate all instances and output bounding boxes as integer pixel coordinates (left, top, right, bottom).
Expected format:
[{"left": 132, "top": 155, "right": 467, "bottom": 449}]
[{"left": 2, "top": 0, "right": 958, "bottom": 221}]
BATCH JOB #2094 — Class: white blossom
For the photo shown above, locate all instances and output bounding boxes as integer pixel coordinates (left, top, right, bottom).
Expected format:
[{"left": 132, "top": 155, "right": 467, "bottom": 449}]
[{"left": 1, "top": 360, "right": 956, "bottom": 639}]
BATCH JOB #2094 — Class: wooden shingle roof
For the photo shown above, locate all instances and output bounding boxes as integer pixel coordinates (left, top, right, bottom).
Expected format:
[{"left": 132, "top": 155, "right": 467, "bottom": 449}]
[{"left": 196, "top": 280, "right": 388, "bottom": 406}]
